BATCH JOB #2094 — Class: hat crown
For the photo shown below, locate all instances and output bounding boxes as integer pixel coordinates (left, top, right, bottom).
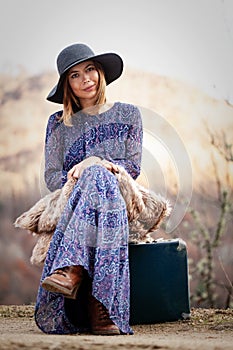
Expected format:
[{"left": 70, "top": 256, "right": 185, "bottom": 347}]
[{"left": 57, "top": 43, "right": 95, "bottom": 76}]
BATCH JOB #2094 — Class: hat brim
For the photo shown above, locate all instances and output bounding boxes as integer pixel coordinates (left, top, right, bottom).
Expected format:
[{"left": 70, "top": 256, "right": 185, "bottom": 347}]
[{"left": 47, "top": 52, "right": 123, "bottom": 104}]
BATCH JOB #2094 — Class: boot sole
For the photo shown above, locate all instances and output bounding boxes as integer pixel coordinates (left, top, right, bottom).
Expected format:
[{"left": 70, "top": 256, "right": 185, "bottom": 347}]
[
  {"left": 41, "top": 279, "right": 80, "bottom": 299},
  {"left": 91, "top": 328, "right": 120, "bottom": 335}
]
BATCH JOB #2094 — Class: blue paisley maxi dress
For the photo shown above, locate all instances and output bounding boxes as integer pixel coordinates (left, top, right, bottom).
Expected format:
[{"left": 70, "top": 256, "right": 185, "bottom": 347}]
[{"left": 35, "top": 102, "right": 143, "bottom": 334}]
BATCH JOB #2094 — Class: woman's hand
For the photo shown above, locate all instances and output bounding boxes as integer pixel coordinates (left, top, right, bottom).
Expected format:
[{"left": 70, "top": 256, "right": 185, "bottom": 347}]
[
  {"left": 67, "top": 156, "right": 101, "bottom": 179},
  {"left": 67, "top": 157, "right": 119, "bottom": 180},
  {"left": 67, "top": 164, "right": 80, "bottom": 179},
  {"left": 100, "top": 160, "right": 119, "bottom": 174}
]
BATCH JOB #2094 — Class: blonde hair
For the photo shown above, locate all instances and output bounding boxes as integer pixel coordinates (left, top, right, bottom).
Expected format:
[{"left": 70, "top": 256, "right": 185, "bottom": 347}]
[{"left": 61, "top": 61, "right": 106, "bottom": 126}]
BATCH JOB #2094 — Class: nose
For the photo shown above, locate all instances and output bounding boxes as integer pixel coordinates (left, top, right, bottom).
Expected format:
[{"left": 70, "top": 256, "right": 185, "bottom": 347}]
[{"left": 83, "top": 72, "right": 90, "bottom": 83}]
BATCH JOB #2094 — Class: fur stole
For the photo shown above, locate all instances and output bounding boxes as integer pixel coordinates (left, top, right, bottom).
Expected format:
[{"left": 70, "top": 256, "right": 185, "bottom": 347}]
[{"left": 14, "top": 164, "right": 171, "bottom": 266}]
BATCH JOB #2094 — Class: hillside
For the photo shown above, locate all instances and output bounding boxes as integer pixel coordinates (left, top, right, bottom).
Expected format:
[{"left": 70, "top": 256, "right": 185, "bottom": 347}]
[{"left": 1, "top": 68, "right": 232, "bottom": 194}]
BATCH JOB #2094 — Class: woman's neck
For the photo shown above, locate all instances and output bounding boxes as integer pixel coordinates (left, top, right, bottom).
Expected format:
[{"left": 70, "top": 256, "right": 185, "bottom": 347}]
[{"left": 81, "top": 102, "right": 114, "bottom": 115}]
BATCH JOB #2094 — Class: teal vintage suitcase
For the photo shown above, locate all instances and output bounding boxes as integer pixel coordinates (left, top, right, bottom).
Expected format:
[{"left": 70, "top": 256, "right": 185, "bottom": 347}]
[{"left": 129, "top": 238, "right": 190, "bottom": 324}]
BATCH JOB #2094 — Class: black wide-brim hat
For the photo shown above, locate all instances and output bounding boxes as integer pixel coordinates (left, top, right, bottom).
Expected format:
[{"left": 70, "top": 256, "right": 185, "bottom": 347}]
[{"left": 47, "top": 43, "right": 123, "bottom": 104}]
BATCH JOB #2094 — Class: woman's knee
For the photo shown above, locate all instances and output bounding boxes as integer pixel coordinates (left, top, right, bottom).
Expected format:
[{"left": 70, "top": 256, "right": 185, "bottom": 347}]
[{"left": 83, "top": 164, "right": 115, "bottom": 181}]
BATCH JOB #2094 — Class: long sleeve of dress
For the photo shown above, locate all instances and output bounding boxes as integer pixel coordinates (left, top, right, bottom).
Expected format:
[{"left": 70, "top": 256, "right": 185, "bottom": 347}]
[
  {"left": 44, "top": 112, "right": 67, "bottom": 192},
  {"left": 111, "top": 106, "right": 143, "bottom": 179}
]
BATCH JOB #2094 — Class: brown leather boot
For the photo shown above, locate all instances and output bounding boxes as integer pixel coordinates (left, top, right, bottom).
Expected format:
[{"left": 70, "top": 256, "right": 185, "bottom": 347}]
[
  {"left": 88, "top": 294, "right": 120, "bottom": 335},
  {"left": 41, "top": 265, "right": 84, "bottom": 299}
]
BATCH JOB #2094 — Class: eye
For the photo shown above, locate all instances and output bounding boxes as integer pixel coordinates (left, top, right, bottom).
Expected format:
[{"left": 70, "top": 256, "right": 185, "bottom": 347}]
[
  {"left": 70, "top": 72, "right": 79, "bottom": 79},
  {"left": 86, "top": 66, "right": 96, "bottom": 72}
]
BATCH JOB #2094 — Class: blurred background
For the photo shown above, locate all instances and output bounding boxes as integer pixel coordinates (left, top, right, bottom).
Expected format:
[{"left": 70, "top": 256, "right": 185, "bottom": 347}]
[{"left": 0, "top": 0, "right": 232, "bottom": 308}]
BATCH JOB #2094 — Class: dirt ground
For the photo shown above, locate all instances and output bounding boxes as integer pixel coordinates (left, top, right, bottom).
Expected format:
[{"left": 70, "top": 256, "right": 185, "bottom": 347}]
[{"left": 0, "top": 305, "right": 232, "bottom": 350}]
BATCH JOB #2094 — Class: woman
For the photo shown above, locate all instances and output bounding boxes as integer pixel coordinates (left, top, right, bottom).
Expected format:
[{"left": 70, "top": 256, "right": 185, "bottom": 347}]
[{"left": 35, "top": 43, "right": 143, "bottom": 335}]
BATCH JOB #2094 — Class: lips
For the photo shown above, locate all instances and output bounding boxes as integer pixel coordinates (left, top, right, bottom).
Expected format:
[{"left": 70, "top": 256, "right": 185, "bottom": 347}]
[{"left": 84, "top": 84, "right": 95, "bottom": 92}]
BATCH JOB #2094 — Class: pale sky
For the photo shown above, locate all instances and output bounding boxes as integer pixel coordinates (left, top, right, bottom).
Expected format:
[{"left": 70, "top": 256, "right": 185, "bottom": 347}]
[{"left": 1, "top": 0, "right": 233, "bottom": 101}]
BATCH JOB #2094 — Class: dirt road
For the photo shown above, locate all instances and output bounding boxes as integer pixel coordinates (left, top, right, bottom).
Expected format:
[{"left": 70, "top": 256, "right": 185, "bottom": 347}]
[{"left": 0, "top": 306, "right": 232, "bottom": 350}]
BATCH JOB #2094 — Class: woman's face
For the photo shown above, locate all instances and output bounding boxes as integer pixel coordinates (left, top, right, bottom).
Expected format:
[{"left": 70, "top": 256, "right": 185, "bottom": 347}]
[{"left": 68, "top": 60, "right": 99, "bottom": 108}]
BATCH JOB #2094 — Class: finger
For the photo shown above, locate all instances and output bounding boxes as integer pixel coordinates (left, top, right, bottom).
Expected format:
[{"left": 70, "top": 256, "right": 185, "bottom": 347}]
[
  {"left": 104, "top": 163, "right": 119, "bottom": 174},
  {"left": 68, "top": 164, "right": 78, "bottom": 178},
  {"left": 112, "top": 164, "right": 119, "bottom": 173},
  {"left": 68, "top": 169, "right": 74, "bottom": 178},
  {"left": 101, "top": 162, "right": 111, "bottom": 170},
  {"left": 72, "top": 168, "right": 80, "bottom": 179}
]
